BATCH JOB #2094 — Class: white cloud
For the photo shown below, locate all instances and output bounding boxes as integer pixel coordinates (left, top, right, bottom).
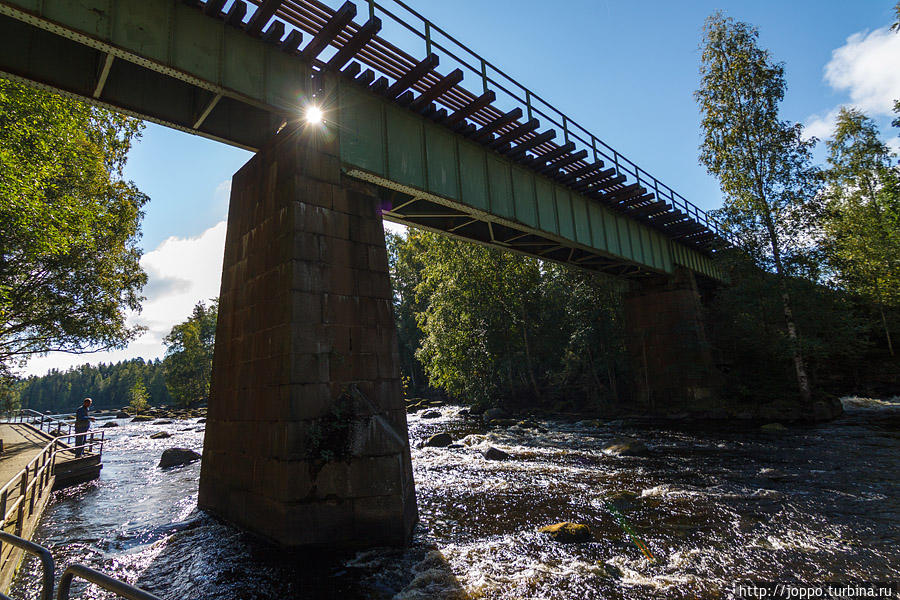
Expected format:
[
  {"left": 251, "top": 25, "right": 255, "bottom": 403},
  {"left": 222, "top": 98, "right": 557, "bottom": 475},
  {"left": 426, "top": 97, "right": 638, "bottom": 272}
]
[
  {"left": 213, "top": 179, "right": 232, "bottom": 218},
  {"left": 804, "top": 107, "right": 843, "bottom": 141},
  {"left": 823, "top": 27, "right": 900, "bottom": 117},
  {"left": 804, "top": 25, "right": 900, "bottom": 142},
  {"left": 20, "top": 221, "right": 227, "bottom": 377}
]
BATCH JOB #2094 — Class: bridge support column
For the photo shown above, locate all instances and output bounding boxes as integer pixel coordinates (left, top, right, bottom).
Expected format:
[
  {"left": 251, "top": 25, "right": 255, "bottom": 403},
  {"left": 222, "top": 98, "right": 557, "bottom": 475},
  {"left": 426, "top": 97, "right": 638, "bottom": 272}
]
[
  {"left": 199, "top": 126, "right": 417, "bottom": 548},
  {"left": 623, "top": 267, "right": 722, "bottom": 413}
]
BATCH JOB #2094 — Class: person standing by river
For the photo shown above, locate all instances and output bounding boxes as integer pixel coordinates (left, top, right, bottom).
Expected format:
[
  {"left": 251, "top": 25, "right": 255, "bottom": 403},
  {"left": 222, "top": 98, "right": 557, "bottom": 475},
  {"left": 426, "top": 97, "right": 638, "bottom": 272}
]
[{"left": 74, "top": 398, "right": 95, "bottom": 457}]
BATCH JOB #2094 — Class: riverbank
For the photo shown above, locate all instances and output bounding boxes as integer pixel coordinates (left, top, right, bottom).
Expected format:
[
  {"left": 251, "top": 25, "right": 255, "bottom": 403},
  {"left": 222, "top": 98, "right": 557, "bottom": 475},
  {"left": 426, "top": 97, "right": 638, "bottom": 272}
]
[{"left": 9, "top": 396, "right": 899, "bottom": 599}]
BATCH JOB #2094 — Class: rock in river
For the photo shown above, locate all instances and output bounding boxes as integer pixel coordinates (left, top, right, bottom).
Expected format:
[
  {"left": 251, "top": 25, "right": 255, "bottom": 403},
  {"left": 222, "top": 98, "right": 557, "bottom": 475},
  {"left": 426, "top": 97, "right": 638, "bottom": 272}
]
[
  {"left": 115, "top": 411, "right": 130, "bottom": 418},
  {"left": 100, "top": 422, "right": 118, "bottom": 428},
  {"left": 603, "top": 438, "right": 650, "bottom": 457},
  {"left": 131, "top": 415, "right": 153, "bottom": 422},
  {"left": 761, "top": 423, "right": 787, "bottom": 432},
  {"left": 158, "top": 448, "right": 201, "bottom": 469},
  {"left": 482, "top": 408, "right": 509, "bottom": 423},
  {"left": 421, "top": 410, "right": 441, "bottom": 419},
  {"left": 538, "top": 522, "right": 593, "bottom": 543},
  {"left": 154, "top": 420, "right": 174, "bottom": 425},
  {"left": 150, "top": 431, "right": 171, "bottom": 439},
  {"left": 482, "top": 446, "right": 510, "bottom": 461},
  {"left": 423, "top": 433, "right": 453, "bottom": 447}
]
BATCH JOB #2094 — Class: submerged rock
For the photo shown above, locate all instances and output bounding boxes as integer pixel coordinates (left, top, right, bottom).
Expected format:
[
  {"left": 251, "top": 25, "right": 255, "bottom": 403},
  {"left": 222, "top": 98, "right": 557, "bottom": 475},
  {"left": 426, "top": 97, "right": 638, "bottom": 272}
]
[
  {"left": 603, "top": 438, "right": 650, "bottom": 457},
  {"left": 482, "top": 408, "right": 508, "bottom": 423},
  {"left": 538, "top": 522, "right": 593, "bottom": 543},
  {"left": 150, "top": 431, "right": 171, "bottom": 439},
  {"left": 154, "top": 420, "right": 174, "bottom": 425},
  {"left": 760, "top": 423, "right": 787, "bottom": 432},
  {"left": 100, "top": 422, "right": 119, "bottom": 428},
  {"left": 421, "top": 410, "right": 441, "bottom": 419},
  {"left": 482, "top": 446, "right": 510, "bottom": 461},
  {"left": 159, "top": 448, "right": 201, "bottom": 469},
  {"left": 423, "top": 433, "right": 453, "bottom": 447}
]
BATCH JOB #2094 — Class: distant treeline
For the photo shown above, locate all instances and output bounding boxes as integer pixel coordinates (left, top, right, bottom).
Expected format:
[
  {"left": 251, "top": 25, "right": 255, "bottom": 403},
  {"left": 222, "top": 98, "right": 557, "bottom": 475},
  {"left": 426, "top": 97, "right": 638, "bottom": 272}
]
[{"left": 18, "top": 358, "right": 172, "bottom": 413}]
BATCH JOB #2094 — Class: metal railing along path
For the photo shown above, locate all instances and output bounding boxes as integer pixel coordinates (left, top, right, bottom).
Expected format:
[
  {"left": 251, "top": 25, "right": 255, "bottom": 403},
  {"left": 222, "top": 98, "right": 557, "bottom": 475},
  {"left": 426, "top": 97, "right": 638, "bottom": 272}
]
[
  {"left": 0, "top": 531, "right": 54, "bottom": 600},
  {"left": 0, "top": 531, "right": 160, "bottom": 600}
]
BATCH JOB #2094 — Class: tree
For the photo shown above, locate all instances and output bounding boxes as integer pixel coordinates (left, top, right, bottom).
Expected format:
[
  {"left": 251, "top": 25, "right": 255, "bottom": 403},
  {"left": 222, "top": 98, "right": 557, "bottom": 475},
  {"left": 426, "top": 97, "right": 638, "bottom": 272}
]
[
  {"left": 163, "top": 301, "right": 217, "bottom": 407},
  {"left": 0, "top": 81, "right": 148, "bottom": 371},
  {"left": 892, "top": 1, "right": 900, "bottom": 33},
  {"left": 821, "top": 108, "right": 900, "bottom": 355},
  {"left": 129, "top": 378, "right": 149, "bottom": 413},
  {"left": 695, "top": 13, "right": 819, "bottom": 403}
]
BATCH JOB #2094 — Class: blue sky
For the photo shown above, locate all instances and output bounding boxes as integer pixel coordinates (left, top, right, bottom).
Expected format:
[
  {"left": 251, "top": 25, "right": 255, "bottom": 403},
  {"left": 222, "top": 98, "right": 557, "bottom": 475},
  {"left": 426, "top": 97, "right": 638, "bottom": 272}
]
[{"left": 22, "top": 0, "right": 900, "bottom": 376}]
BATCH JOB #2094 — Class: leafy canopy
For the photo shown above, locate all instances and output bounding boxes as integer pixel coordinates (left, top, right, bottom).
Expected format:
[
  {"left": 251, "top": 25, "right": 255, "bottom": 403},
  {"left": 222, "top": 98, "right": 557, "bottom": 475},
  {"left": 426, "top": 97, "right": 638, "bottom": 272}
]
[
  {"left": 163, "top": 301, "right": 217, "bottom": 407},
  {"left": 0, "top": 81, "right": 148, "bottom": 372}
]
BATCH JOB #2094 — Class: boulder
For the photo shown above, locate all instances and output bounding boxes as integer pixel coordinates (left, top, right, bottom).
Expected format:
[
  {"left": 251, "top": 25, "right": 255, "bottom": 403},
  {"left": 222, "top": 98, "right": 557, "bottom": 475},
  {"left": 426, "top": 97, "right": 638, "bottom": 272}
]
[
  {"left": 420, "top": 410, "right": 441, "bottom": 419},
  {"left": 158, "top": 448, "right": 201, "bottom": 469},
  {"left": 538, "top": 522, "right": 593, "bottom": 543},
  {"left": 483, "top": 408, "right": 508, "bottom": 423},
  {"left": 154, "top": 420, "right": 174, "bottom": 425},
  {"left": 131, "top": 415, "right": 153, "bottom": 422},
  {"left": 115, "top": 411, "right": 130, "bottom": 418},
  {"left": 196, "top": 418, "right": 206, "bottom": 423},
  {"left": 603, "top": 438, "right": 650, "bottom": 457},
  {"left": 760, "top": 423, "right": 787, "bottom": 432},
  {"left": 423, "top": 432, "right": 453, "bottom": 447},
  {"left": 100, "top": 422, "right": 118, "bottom": 428},
  {"left": 150, "top": 431, "right": 171, "bottom": 439},
  {"left": 482, "top": 446, "right": 510, "bottom": 461}
]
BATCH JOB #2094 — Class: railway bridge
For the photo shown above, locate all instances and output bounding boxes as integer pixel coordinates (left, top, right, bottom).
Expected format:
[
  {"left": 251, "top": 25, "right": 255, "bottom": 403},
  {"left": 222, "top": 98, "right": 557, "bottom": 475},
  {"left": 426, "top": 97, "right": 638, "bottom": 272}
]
[{"left": 0, "top": 0, "right": 733, "bottom": 548}]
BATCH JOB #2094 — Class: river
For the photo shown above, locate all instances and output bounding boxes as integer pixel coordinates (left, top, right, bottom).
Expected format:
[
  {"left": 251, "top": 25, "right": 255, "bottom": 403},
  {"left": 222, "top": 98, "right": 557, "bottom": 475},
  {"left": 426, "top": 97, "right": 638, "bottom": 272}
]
[{"left": 10, "top": 397, "right": 900, "bottom": 599}]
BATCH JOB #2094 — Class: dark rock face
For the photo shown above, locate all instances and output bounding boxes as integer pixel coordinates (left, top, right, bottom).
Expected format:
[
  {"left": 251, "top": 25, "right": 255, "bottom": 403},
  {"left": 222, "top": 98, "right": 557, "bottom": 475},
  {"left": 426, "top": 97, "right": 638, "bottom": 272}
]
[
  {"left": 482, "top": 447, "right": 510, "bottom": 461},
  {"left": 538, "top": 522, "right": 593, "bottom": 543},
  {"left": 482, "top": 408, "right": 508, "bottom": 423},
  {"left": 423, "top": 433, "right": 453, "bottom": 447},
  {"left": 159, "top": 448, "right": 201, "bottom": 469},
  {"left": 603, "top": 438, "right": 650, "bottom": 457}
]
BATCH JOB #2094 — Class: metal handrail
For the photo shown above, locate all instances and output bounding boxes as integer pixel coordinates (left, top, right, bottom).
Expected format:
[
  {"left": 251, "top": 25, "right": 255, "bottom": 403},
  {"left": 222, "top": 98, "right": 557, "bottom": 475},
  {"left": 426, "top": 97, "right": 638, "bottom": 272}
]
[
  {"left": 57, "top": 565, "right": 161, "bottom": 600},
  {"left": 364, "top": 0, "right": 735, "bottom": 246},
  {"left": 0, "top": 532, "right": 55, "bottom": 600},
  {"left": 246, "top": 0, "right": 736, "bottom": 248}
]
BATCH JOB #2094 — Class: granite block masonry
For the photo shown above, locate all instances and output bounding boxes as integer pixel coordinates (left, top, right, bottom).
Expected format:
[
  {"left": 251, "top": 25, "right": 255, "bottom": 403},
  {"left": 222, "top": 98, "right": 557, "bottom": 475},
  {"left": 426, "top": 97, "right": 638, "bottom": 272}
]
[
  {"left": 623, "top": 266, "right": 723, "bottom": 413},
  {"left": 199, "top": 124, "right": 417, "bottom": 548}
]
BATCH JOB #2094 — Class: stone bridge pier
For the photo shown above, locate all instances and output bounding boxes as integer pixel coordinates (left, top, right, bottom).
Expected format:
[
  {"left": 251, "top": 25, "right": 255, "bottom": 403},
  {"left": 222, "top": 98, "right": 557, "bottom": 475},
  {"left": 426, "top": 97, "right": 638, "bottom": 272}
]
[
  {"left": 623, "top": 267, "right": 723, "bottom": 414},
  {"left": 199, "top": 126, "right": 417, "bottom": 549}
]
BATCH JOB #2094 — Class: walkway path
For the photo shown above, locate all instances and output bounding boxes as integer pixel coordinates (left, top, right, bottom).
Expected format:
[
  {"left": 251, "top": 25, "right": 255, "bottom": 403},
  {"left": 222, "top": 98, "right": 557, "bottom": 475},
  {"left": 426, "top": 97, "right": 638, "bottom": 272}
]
[{"left": 0, "top": 424, "right": 47, "bottom": 490}]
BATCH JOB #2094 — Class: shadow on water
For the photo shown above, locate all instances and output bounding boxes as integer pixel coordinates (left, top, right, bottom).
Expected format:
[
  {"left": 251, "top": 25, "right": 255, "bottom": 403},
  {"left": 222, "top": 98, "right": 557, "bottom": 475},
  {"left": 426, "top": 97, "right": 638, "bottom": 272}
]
[{"left": 130, "top": 514, "right": 467, "bottom": 600}]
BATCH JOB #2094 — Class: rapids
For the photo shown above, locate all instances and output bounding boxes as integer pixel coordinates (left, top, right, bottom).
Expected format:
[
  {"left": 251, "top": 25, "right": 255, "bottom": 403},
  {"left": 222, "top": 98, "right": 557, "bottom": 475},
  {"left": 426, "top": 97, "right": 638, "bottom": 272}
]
[{"left": 11, "top": 397, "right": 900, "bottom": 599}]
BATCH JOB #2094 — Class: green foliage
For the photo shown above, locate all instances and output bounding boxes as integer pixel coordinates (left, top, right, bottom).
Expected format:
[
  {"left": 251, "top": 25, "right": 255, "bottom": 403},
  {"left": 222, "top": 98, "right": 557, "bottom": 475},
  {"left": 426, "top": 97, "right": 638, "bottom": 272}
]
[
  {"left": 0, "top": 374, "right": 21, "bottom": 413},
  {"left": 821, "top": 108, "right": 900, "bottom": 355},
  {"left": 129, "top": 378, "right": 149, "bottom": 414},
  {"left": 391, "top": 230, "right": 626, "bottom": 409},
  {"left": 0, "top": 81, "right": 148, "bottom": 370},
  {"left": 696, "top": 13, "right": 818, "bottom": 401},
  {"left": 17, "top": 358, "right": 172, "bottom": 412},
  {"left": 163, "top": 301, "right": 217, "bottom": 408}
]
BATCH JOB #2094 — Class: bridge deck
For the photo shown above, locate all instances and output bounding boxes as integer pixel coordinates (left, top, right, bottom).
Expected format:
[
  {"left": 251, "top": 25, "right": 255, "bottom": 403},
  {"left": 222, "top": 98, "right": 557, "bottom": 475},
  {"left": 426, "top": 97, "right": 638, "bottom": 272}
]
[{"left": 0, "top": 0, "right": 731, "bottom": 280}]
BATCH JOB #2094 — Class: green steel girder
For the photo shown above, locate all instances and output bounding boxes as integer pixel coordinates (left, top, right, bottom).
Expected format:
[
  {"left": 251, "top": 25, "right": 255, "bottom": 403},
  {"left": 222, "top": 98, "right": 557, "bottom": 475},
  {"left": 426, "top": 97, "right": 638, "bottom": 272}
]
[{"left": 0, "top": 0, "right": 724, "bottom": 280}]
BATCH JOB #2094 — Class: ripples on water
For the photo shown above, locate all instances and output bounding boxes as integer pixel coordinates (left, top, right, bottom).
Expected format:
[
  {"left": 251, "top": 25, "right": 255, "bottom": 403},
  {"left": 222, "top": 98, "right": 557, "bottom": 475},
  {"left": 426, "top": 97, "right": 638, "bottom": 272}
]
[{"left": 11, "top": 397, "right": 900, "bottom": 599}]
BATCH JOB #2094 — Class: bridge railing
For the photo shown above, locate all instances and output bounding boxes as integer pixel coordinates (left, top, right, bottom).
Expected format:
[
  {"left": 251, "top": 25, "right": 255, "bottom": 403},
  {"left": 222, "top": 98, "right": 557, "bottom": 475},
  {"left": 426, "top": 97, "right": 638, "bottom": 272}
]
[
  {"left": 363, "top": 0, "right": 735, "bottom": 246},
  {"left": 258, "top": 0, "right": 737, "bottom": 248}
]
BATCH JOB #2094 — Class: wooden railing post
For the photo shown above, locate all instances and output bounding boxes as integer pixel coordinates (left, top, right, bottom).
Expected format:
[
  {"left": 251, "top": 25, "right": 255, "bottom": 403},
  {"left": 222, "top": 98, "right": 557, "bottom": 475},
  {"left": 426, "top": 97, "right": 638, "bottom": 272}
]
[{"left": 15, "top": 471, "right": 26, "bottom": 535}]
